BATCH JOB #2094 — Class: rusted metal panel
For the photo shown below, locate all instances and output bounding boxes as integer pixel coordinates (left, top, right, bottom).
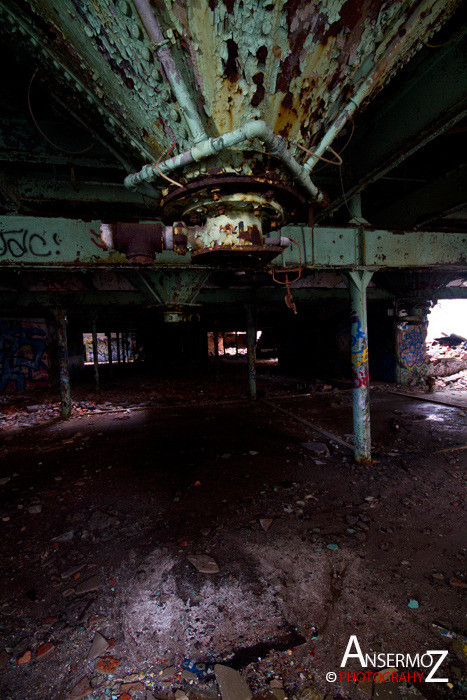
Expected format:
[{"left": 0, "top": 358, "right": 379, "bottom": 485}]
[{"left": 2, "top": 0, "right": 461, "bottom": 164}]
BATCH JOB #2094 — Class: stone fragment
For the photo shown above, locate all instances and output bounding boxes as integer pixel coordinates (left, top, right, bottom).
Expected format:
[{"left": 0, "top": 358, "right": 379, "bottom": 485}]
[
  {"left": 296, "top": 684, "right": 325, "bottom": 700},
  {"left": 450, "top": 577, "right": 467, "bottom": 588},
  {"left": 37, "top": 642, "right": 54, "bottom": 659},
  {"left": 51, "top": 530, "right": 74, "bottom": 543},
  {"left": 28, "top": 504, "right": 42, "bottom": 514},
  {"left": 214, "top": 664, "right": 252, "bottom": 700},
  {"left": 302, "top": 442, "right": 329, "bottom": 456},
  {"left": 120, "top": 682, "right": 146, "bottom": 694},
  {"left": 187, "top": 554, "right": 220, "bottom": 573},
  {"left": 159, "top": 665, "right": 177, "bottom": 680},
  {"left": 16, "top": 650, "right": 32, "bottom": 665},
  {"left": 117, "top": 695, "right": 131, "bottom": 700},
  {"left": 68, "top": 677, "right": 92, "bottom": 698},
  {"left": 96, "top": 656, "right": 121, "bottom": 674},
  {"left": 270, "top": 680, "right": 283, "bottom": 689},
  {"left": 0, "top": 477, "right": 11, "bottom": 486},
  {"left": 76, "top": 575, "right": 102, "bottom": 595},
  {"left": 146, "top": 691, "right": 157, "bottom": 700},
  {"left": 62, "top": 563, "right": 86, "bottom": 580},
  {"left": 175, "top": 691, "right": 189, "bottom": 700},
  {"left": 408, "top": 599, "right": 419, "bottom": 609},
  {"left": 87, "top": 631, "right": 109, "bottom": 661},
  {"left": 260, "top": 519, "right": 273, "bottom": 532}
]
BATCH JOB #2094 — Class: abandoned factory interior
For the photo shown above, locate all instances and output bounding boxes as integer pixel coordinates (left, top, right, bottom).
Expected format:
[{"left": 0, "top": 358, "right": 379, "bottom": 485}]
[{"left": 0, "top": 0, "right": 466, "bottom": 699}]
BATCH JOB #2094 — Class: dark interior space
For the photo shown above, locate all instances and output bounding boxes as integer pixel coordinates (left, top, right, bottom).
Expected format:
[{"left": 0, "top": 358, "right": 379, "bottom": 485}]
[{"left": 0, "top": 2, "right": 466, "bottom": 700}]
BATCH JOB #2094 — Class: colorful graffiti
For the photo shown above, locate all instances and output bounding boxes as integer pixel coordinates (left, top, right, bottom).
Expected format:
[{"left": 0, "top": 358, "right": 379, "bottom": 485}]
[
  {"left": 396, "top": 322, "right": 427, "bottom": 384},
  {"left": 0, "top": 320, "right": 49, "bottom": 391}
]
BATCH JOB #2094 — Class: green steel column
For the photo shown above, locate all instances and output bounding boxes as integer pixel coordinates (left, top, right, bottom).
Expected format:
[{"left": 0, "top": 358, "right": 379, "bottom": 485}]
[
  {"left": 246, "top": 298, "right": 257, "bottom": 401},
  {"left": 53, "top": 308, "right": 71, "bottom": 419},
  {"left": 347, "top": 270, "right": 373, "bottom": 464},
  {"left": 116, "top": 332, "right": 121, "bottom": 364},
  {"left": 91, "top": 315, "right": 100, "bottom": 391}
]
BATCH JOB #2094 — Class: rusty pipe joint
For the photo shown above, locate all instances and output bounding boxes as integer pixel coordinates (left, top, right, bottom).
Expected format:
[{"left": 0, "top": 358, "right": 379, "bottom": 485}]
[{"left": 100, "top": 222, "right": 188, "bottom": 263}]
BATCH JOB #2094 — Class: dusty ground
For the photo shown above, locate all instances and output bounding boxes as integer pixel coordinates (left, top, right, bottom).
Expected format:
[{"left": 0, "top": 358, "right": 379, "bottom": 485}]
[{"left": 0, "top": 365, "right": 465, "bottom": 700}]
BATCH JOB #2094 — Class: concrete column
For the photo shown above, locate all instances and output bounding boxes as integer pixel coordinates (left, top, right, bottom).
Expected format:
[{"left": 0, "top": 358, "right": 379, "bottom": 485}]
[
  {"left": 347, "top": 270, "right": 373, "bottom": 464},
  {"left": 91, "top": 315, "right": 100, "bottom": 391},
  {"left": 395, "top": 304, "right": 429, "bottom": 385},
  {"left": 106, "top": 331, "right": 113, "bottom": 378},
  {"left": 53, "top": 308, "right": 71, "bottom": 419},
  {"left": 246, "top": 298, "right": 257, "bottom": 401}
]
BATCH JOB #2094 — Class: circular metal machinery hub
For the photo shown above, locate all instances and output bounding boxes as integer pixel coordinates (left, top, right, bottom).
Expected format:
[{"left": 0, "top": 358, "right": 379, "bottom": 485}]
[{"left": 160, "top": 176, "right": 306, "bottom": 267}]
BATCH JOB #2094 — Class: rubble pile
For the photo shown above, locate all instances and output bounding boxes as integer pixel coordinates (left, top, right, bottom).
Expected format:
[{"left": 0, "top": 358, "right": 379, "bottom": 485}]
[{"left": 426, "top": 334, "right": 467, "bottom": 390}]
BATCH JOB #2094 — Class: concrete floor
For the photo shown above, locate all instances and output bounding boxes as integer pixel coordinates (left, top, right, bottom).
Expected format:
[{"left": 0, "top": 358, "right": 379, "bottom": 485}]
[{"left": 0, "top": 369, "right": 465, "bottom": 699}]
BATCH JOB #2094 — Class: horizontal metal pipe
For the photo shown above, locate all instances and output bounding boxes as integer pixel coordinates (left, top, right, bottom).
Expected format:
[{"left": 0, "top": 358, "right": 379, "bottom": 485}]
[
  {"left": 132, "top": 0, "right": 206, "bottom": 143},
  {"left": 303, "top": 0, "right": 436, "bottom": 172},
  {"left": 124, "top": 120, "right": 327, "bottom": 205}
]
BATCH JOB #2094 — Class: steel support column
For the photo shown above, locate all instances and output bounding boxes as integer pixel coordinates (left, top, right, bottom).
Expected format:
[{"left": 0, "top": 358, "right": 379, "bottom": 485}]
[
  {"left": 91, "top": 315, "right": 100, "bottom": 391},
  {"left": 347, "top": 270, "right": 373, "bottom": 464},
  {"left": 53, "top": 308, "right": 71, "bottom": 420},
  {"left": 106, "top": 331, "right": 113, "bottom": 378},
  {"left": 246, "top": 296, "right": 257, "bottom": 401},
  {"left": 116, "top": 332, "right": 121, "bottom": 364}
]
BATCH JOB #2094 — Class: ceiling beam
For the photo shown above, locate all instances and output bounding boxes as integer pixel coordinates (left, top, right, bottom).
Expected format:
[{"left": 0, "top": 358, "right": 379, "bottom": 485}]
[
  {"left": 319, "top": 31, "right": 467, "bottom": 218},
  {"left": 371, "top": 162, "right": 467, "bottom": 229}
]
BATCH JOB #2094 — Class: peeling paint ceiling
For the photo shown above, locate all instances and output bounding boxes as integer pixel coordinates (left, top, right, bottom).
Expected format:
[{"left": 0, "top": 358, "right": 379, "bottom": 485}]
[{"left": 0, "top": 0, "right": 461, "bottom": 164}]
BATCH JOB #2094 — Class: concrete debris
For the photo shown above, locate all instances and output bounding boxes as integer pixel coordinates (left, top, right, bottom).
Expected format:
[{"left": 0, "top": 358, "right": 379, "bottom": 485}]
[
  {"left": 75, "top": 575, "right": 102, "bottom": 595},
  {"left": 61, "top": 563, "right": 87, "bottom": 580},
  {"left": 51, "top": 530, "right": 74, "bottom": 543},
  {"left": 407, "top": 599, "right": 419, "bottom": 609},
  {"left": 296, "top": 684, "right": 326, "bottom": 700},
  {"left": 302, "top": 442, "right": 330, "bottom": 456},
  {"left": 86, "top": 631, "right": 109, "bottom": 661},
  {"left": 0, "top": 477, "right": 11, "bottom": 486},
  {"left": 68, "top": 676, "right": 92, "bottom": 698},
  {"left": 187, "top": 554, "right": 220, "bottom": 573},
  {"left": 214, "top": 664, "right": 253, "bottom": 700},
  {"left": 95, "top": 655, "right": 121, "bottom": 674},
  {"left": 16, "top": 650, "right": 32, "bottom": 665},
  {"left": 36, "top": 642, "right": 54, "bottom": 659},
  {"left": 260, "top": 518, "right": 273, "bottom": 532},
  {"left": 28, "top": 504, "right": 42, "bottom": 514}
]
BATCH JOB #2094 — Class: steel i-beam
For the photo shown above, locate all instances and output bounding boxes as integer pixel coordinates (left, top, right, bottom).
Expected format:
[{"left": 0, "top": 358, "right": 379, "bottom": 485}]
[{"left": 347, "top": 270, "right": 373, "bottom": 464}]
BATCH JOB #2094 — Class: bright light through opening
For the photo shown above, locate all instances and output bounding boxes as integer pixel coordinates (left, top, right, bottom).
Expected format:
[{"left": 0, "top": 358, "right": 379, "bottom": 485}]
[{"left": 427, "top": 300, "right": 467, "bottom": 342}]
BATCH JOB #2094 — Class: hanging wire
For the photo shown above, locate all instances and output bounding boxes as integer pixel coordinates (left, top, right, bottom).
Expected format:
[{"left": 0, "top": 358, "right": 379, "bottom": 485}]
[
  {"left": 312, "top": 118, "right": 355, "bottom": 174},
  {"left": 28, "top": 69, "right": 95, "bottom": 154},
  {"left": 338, "top": 163, "right": 368, "bottom": 227},
  {"left": 155, "top": 141, "right": 183, "bottom": 188},
  {"left": 425, "top": 28, "right": 466, "bottom": 48},
  {"left": 295, "top": 142, "right": 343, "bottom": 166}
]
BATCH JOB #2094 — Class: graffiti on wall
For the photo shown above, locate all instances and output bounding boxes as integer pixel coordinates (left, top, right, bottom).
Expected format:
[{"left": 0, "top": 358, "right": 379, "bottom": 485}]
[
  {"left": 397, "top": 323, "right": 427, "bottom": 384},
  {"left": 0, "top": 320, "right": 49, "bottom": 391},
  {"left": 350, "top": 310, "right": 369, "bottom": 389}
]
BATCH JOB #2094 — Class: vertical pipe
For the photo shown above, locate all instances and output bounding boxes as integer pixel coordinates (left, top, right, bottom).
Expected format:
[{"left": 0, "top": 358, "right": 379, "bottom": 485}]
[
  {"left": 347, "top": 270, "right": 373, "bottom": 464},
  {"left": 246, "top": 297, "right": 257, "bottom": 401},
  {"left": 116, "top": 332, "right": 121, "bottom": 364},
  {"left": 107, "top": 331, "right": 113, "bottom": 378},
  {"left": 53, "top": 308, "right": 71, "bottom": 419},
  {"left": 91, "top": 315, "right": 100, "bottom": 392}
]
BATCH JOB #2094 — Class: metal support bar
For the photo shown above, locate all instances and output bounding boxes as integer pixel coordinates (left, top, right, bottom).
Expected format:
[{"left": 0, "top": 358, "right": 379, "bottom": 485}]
[
  {"left": 132, "top": 0, "right": 206, "bottom": 143},
  {"left": 347, "top": 270, "right": 373, "bottom": 464},
  {"left": 246, "top": 296, "right": 257, "bottom": 401},
  {"left": 124, "top": 120, "right": 327, "bottom": 205},
  {"left": 91, "top": 314, "right": 100, "bottom": 391},
  {"left": 116, "top": 332, "right": 121, "bottom": 364},
  {"left": 52, "top": 308, "right": 71, "bottom": 419}
]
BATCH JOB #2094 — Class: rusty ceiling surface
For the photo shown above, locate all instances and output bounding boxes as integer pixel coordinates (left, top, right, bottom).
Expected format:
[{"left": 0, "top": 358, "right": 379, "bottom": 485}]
[{"left": 0, "top": 0, "right": 461, "bottom": 167}]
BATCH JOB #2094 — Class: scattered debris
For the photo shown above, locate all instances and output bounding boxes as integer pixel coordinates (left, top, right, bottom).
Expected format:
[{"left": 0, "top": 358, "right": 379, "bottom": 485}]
[
  {"left": 214, "top": 664, "right": 253, "bottom": 700},
  {"left": 187, "top": 554, "right": 220, "bottom": 574},
  {"left": 86, "top": 631, "right": 109, "bottom": 661}
]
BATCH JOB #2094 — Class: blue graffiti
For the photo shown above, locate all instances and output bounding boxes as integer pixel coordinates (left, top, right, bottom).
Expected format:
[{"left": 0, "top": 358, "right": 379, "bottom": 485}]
[
  {"left": 350, "top": 310, "right": 366, "bottom": 349},
  {"left": 0, "top": 322, "right": 48, "bottom": 391}
]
